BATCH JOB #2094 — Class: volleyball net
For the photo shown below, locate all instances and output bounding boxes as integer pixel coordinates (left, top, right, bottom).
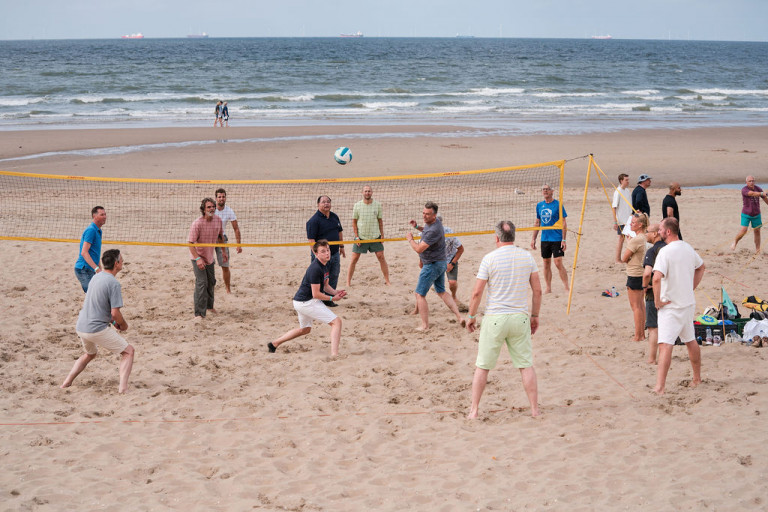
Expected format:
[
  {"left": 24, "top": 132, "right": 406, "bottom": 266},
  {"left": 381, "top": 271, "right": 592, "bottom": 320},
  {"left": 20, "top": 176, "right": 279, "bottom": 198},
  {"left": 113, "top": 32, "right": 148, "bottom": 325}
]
[{"left": 0, "top": 161, "right": 565, "bottom": 248}]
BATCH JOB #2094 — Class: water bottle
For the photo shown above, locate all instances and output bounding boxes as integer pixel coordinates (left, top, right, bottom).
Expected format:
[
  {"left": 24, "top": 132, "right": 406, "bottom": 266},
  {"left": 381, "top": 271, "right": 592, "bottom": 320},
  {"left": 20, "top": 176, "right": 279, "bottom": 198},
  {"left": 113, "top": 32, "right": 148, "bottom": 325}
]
[
  {"left": 705, "top": 328, "right": 713, "bottom": 345},
  {"left": 611, "top": 286, "right": 617, "bottom": 297}
]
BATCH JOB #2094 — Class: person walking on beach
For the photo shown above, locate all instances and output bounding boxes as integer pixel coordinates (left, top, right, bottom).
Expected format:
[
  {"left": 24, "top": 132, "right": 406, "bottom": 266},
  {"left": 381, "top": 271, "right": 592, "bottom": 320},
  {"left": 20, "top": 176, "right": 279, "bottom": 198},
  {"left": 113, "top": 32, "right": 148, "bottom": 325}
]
[
  {"left": 652, "top": 217, "right": 705, "bottom": 395},
  {"left": 632, "top": 174, "right": 652, "bottom": 217},
  {"left": 662, "top": 182, "right": 683, "bottom": 240},
  {"left": 214, "top": 100, "right": 222, "bottom": 127},
  {"left": 466, "top": 221, "right": 542, "bottom": 418},
  {"left": 612, "top": 173, "right": 633, "bottom": 263},
  {"left": 731, "top": 175, "right": 768, "bottom": 252},
  {"left": 214, "top": 188, "right": 242, "bottom": 294},
  {"left": 531, "top": 184, "right": 569, "bottom": 293},
  {"left": 189, "top": 198, "right": 225, "bottom": 319},
  {"left": 61, "top": 249, "right": 135, "bottom": 394},
  {"left": 406, "top": 202, "right": 464, "bottom": 331},
  {"left": 622, "top": 213, "right": 648, "bottom": 342},
  {"left": 642, "top": 223, "right": 665, "bottom": 364},
  {"left": 74, "top": 206, "right": 107, "bottom": 293},
  {"left": 307, "top": 196, "right": 344, "bottom": 306},
  {"left": 347, "top": 185, "right": 390, "bottom": 287},
  {"left": 267, "top": 240, "right": 346, "bottom": 356},
  {"left": 221, "top": 101, "right": 229, "bottom": 127}
]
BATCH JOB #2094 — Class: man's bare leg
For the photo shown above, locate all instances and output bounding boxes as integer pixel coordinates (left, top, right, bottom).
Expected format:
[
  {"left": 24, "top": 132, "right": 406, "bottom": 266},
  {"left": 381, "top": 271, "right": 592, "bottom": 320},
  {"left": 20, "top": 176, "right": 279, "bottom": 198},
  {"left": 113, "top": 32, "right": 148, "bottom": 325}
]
[
  {"left": 346, "top": 252, "right": 361, "bottom": 287},
  {"left": 118, "top": 345, "right": 135, "bottom": 394},
  {"left": 520, "top": 366, "right": 539, "bottom": 417},
  {"left": 655, "top": 344, "right": 673, "bottom": 394},
  {"left": 685, "top": 340, "right": 702, "bottom": 387},
  {"left": 731, "top": 226, "right": 749, "bottom": 250},
  {"left": 374, "top": 251, "right": 391, "bottom": 285},
  {"left": 437, "top": 291, "right": 465, "bottom": 326},
  {"left": 272, "top": 326, "right": 312, "bottom": 349},
  {"left": 222, "top": 267, "right": 232, "bottom": 293},
  {"left": 61, "top": 353, "right": 96, "bottom": 389},
  {"left": 615, "top": 234, "right": 624, "bottom": 263},
  {"left": 754, "top": 227, "right": 761, "bottom": 253},
  {"left": 647, "top": 327, "right": 659, "bottom": 364},
  {"left": 468, "top": 367, "right": 489, "bottom": 419},
  {"left": 415, "top": 293, "right": 430, "bottom": 330},
  {"left": 542, "top": 258, "right": 553, "bottom": 293},
  {"left": 554, "top": 257, "right": 570, "bottom": 291},
  {"left": 329, "top": 317, "right": 342, "bottom": 356}
]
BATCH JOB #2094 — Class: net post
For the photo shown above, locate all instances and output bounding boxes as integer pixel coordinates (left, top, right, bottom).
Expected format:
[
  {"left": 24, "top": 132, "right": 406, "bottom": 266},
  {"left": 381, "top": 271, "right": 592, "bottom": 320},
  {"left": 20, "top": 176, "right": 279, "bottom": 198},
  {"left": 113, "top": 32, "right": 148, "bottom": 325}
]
[{"left": 566, "top": 155, "right": 594, "bottom": 314}]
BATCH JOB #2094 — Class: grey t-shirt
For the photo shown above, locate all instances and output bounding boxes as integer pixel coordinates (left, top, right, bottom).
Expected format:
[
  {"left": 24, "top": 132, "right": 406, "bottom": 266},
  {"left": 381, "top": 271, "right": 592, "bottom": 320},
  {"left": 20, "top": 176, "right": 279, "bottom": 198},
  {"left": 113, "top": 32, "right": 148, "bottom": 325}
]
[
  {"left": 75, "top": 271, "right": 123, "bottom": 333},
  {"left": 420, "top": 218, "right": 446, "bottom": 264}
]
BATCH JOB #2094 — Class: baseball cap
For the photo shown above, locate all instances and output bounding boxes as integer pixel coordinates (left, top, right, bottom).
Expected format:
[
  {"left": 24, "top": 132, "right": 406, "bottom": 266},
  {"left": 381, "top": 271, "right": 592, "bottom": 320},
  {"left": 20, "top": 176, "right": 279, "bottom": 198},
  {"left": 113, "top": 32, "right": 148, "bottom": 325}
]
[{"left": 637, "top": 174, "right": 652, "bottom": 183}]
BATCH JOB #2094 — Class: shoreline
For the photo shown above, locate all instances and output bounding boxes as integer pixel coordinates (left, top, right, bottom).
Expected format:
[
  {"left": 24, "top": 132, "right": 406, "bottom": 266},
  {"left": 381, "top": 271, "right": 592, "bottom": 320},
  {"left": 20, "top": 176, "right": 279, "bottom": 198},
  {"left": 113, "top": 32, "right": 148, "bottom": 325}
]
[{"left": 1, "top": 125, "right": 766, "bottom": 187}]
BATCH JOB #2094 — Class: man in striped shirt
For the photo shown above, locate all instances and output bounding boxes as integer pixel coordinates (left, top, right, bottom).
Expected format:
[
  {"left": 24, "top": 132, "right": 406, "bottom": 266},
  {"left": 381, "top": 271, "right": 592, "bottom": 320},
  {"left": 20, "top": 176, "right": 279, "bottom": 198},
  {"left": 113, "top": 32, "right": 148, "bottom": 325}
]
[{"left": 466, "top": 221, "right": 543, "bottom": 418}]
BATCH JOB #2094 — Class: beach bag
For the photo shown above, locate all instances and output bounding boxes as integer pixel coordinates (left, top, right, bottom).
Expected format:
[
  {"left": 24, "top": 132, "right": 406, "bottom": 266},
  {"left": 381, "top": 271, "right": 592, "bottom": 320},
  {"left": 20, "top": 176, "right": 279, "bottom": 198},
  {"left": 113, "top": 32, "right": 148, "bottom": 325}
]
[
  {"left": 742, "top": 319, "right": 768, "bottom": 340},
  {"left": 742, "top": 296, "right": 768, "bottom": 312}
]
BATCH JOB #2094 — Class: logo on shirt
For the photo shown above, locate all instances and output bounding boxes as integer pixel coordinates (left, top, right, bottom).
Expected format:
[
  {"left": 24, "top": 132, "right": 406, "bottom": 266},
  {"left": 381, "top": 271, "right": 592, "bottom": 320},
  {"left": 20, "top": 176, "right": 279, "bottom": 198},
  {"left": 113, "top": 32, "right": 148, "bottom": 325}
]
[{"left": 540, "top": 208, "right": 554, "bottom": 225}]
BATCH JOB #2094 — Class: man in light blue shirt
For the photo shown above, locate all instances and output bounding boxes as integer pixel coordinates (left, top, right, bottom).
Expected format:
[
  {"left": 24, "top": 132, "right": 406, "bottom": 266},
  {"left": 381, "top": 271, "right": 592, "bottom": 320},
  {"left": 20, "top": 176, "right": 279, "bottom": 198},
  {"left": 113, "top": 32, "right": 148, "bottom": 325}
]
[{"left": 74, "top": 206, "right": 107, "bottom": 293}]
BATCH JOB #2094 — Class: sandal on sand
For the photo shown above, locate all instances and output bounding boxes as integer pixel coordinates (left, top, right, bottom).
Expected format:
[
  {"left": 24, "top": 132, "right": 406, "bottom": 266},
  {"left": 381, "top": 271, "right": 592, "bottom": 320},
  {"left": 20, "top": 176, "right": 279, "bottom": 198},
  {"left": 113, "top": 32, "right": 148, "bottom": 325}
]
[{"left": 752, "top": 336, "right": 763, "bottom": 348}]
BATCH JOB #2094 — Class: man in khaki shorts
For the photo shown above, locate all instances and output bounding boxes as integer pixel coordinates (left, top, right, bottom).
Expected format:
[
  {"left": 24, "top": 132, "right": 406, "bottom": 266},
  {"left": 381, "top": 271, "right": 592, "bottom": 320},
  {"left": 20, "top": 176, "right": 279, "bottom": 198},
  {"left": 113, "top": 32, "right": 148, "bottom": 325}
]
[
  {"left": 61, "top": 249, "right": 135, "bottom": 394},
  {"left": 466, "top": 221, "right": 542, "bottom": 418}
]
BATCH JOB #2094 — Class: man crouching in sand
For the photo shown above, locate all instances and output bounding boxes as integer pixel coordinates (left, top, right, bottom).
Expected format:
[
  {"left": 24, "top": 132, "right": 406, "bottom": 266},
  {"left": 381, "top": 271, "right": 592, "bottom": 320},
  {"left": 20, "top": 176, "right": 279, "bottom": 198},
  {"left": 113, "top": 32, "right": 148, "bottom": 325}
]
[
  {"left": 268, "top": 240, "right": 346, "bottom": 356},
  {"left": 61, "top": 249, "right": 135, "bottom": 394},
  {"left": 465, "top": 221, "right": 542, "bottom": 418}
]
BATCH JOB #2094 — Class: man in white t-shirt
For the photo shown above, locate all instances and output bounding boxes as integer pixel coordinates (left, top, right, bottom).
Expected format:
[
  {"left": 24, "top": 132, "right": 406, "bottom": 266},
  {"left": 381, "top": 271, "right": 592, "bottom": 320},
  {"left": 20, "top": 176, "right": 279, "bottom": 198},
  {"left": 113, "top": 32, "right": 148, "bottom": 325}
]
[
  {"left": 214, "top": 188, "right": 242, "bottom": 294},
  {"left": 465, "top": 221, "right": 542, "bottom": 418},
  {"left": 652, "top": 217, "right": 706, "bottom": 395},
  {"left": 612, "top": 173, "right": 633, "bottom": 263}
]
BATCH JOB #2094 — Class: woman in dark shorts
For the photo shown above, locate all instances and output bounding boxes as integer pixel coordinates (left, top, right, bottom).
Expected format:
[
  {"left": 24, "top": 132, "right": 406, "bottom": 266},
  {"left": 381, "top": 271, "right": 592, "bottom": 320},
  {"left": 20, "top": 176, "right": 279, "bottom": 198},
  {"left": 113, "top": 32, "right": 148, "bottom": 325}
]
[{"left": 621, "top": 213, "right": 648, "bottom": 342}]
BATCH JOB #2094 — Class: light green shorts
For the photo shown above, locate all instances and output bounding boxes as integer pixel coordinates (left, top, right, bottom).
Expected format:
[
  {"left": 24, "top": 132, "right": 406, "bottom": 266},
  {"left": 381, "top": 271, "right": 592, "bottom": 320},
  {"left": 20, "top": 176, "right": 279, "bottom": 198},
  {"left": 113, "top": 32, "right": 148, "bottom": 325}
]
[{"left": 476, "top": 313, "right": 533, "bottom": 370}]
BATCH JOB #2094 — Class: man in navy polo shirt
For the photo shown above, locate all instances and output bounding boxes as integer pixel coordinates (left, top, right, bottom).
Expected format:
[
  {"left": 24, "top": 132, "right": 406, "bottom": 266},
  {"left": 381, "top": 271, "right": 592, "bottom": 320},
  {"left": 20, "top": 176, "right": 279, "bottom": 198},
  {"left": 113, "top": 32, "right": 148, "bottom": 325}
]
[
  {"left": 307, "top": 195, "right": 345, "bottom": 306},
  {"left": 74, "top": 206, "right": 107, "bottom": 293}
]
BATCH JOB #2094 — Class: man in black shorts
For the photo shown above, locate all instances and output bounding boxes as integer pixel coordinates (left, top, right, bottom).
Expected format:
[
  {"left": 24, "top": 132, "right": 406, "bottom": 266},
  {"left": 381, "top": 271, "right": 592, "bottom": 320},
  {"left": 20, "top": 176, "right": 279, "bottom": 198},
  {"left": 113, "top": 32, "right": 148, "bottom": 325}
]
[{"left": 531, "top": 184, "right": 569, "bottom": 293}]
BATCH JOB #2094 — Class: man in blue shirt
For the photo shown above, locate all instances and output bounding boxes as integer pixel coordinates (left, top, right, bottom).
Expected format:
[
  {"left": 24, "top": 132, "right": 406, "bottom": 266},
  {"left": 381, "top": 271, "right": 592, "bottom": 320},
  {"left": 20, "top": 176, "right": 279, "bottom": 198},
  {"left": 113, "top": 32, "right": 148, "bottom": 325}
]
[
  {"left": 531, "top": 184, "right": 569, "bottom": 294},
  {"left": 74, "top": 206, "right": 107, "bottom": 293},
  {"left": 306, "top": 195, "right": 345, "bottom": 306}
]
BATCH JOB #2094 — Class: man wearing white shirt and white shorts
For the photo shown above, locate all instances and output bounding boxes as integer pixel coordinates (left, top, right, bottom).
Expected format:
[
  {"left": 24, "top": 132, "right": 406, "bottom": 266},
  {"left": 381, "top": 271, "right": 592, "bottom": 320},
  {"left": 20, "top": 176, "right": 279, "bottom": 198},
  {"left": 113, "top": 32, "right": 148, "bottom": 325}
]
[
  {"left": 214, "top": 188, "right": 242, "bottom": 294},
  {"left": 652, "top": 217, "right": 706, "bottom": 395},
  {"left": 612, "top": 173, "right": 633, "bottom": 263}
]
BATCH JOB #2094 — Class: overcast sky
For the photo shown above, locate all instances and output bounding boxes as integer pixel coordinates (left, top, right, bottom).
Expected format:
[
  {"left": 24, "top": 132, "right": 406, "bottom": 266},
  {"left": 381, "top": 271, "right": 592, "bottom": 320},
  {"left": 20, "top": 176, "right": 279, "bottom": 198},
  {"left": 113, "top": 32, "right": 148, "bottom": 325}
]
[{"left": 2, "top": 0, "right": 766, "bottom": 41}]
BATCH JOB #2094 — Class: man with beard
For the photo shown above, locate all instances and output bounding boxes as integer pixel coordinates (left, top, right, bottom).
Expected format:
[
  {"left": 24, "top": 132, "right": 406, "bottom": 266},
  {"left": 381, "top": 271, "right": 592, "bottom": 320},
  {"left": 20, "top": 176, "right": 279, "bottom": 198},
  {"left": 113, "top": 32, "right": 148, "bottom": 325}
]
[{"left": 662, "top": 182, "right": 683, "bottom": 240}]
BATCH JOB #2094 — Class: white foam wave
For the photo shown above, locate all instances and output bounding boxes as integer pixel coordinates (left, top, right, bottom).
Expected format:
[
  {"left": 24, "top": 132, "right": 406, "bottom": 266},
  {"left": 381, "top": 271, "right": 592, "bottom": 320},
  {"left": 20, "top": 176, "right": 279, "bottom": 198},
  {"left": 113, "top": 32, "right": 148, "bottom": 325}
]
[{"left": 691, "top": 88, "right": 768, "bottom": 96}]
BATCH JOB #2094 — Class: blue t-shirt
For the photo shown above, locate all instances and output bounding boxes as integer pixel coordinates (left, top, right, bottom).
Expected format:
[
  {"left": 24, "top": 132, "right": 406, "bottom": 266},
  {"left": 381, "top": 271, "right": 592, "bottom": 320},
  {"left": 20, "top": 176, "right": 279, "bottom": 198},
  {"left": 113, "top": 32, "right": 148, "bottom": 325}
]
[
  {"left": 536, "top": 200, "right": 567, "bottom": 242},
  {"left": 293, "top": 258, "right": 329, "bottom": 302},
  {"left": 306, "top": 211, "right": 343, "bottom": 255},
  {"left": 75, "top": 222, "right": 102, "bottom": 270}
]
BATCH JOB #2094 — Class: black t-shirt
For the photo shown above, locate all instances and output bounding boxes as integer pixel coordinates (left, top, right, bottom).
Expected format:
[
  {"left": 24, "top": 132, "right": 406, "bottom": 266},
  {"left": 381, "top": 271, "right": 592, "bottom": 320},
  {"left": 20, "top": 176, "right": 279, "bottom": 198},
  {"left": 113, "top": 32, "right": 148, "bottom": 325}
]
[
  {"left": 643, "top": 240, "right": 666, "bottom": 300},
  {"left": 661, "top": 194, "right": 679, "bottom": 220},
  {"left": 293, "top": 258, "right": 329, "bottom": 301}
]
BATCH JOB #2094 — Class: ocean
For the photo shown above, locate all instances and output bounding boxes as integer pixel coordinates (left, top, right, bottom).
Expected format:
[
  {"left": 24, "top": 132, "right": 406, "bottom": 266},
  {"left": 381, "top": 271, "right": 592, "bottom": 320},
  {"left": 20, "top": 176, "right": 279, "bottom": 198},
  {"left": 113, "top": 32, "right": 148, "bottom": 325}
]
[{"left": 1, "top": 37, "right": 767, "bottom": 134}]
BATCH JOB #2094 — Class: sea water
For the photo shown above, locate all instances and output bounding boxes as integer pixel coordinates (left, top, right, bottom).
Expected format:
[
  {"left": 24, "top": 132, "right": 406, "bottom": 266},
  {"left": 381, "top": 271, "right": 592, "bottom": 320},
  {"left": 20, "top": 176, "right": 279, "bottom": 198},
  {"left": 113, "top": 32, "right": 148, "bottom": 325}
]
[{"left": 1, "top": 37, "right": 767, "bottom": 133}]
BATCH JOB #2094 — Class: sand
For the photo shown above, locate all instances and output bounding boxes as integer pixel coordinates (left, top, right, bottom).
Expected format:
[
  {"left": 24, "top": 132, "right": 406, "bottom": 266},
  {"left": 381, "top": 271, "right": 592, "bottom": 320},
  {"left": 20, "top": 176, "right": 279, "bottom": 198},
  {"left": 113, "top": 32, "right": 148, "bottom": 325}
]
[{"left": 1, "top": 125, "right": 767, "bottom": 511}]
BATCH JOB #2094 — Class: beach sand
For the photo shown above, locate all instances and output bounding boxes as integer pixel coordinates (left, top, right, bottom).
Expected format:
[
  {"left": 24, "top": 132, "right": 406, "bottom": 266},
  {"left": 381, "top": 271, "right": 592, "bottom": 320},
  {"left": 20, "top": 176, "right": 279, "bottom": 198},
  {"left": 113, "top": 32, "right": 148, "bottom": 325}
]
[{"left": 1, "top": 125, "right": 767, "bottom": 511}]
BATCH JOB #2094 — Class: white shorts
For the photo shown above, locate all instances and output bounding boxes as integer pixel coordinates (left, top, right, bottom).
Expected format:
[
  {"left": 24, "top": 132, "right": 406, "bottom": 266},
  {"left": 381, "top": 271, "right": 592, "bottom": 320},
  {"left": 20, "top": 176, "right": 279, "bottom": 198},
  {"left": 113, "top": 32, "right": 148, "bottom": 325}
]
[
  {"left": 293, "top": 299, "right": 337, "bottom": 328},
  {"left": 76, "top": 327, "right": 129, "bottom": 355},
  {"left": 657, "top": 305, "right": 696, "bottom": 345}
]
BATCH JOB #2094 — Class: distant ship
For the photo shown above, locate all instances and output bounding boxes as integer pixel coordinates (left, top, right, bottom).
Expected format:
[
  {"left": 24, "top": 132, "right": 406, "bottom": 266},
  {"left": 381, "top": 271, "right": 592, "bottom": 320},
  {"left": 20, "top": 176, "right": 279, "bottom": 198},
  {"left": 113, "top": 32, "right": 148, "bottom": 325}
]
[
  {"left": 121, "top": 33, "right": 144, "bottom": 39},
  {"left": 187, "top": 33, "right": 209, "bottom": 38},
  {"left": 456, "top": 34, "right": 476, "bottom": 38},
  {"left": 591, "top": 35, "right": 613, "bottom": 40},
  {"left": 340, "top": 31, "right": 364, "bottom": 38}
]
